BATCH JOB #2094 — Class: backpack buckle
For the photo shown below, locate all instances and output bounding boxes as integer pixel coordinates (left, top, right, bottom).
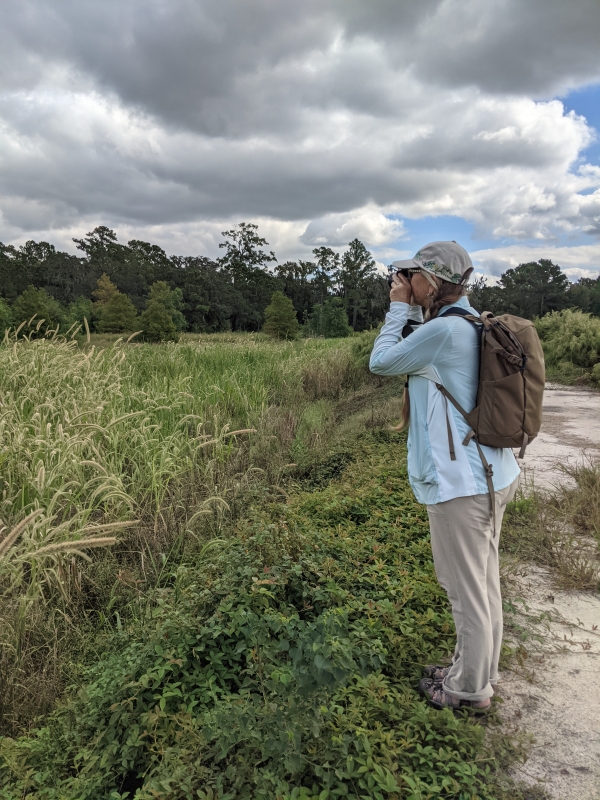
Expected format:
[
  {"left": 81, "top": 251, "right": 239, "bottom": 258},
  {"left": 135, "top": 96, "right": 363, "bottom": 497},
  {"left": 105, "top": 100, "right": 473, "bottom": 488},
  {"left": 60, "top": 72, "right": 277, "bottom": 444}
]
[{"left": 462, "top": 430, "right": 476, "bottom": 446}]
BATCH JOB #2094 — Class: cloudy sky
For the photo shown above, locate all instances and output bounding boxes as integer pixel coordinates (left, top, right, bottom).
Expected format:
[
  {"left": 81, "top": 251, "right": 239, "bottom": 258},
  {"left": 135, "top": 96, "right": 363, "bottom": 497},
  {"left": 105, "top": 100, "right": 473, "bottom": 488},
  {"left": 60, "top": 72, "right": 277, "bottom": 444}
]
[{"left": 1, "top": 0, "right": 600, "bottom": 279}]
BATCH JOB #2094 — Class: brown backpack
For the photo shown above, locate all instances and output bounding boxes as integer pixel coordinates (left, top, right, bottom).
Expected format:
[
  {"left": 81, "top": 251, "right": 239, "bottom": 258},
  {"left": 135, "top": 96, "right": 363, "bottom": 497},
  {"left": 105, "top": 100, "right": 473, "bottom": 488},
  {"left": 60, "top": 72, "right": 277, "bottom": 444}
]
[{"left": 436, "top": 309, "right": 545, "bottom": 530}]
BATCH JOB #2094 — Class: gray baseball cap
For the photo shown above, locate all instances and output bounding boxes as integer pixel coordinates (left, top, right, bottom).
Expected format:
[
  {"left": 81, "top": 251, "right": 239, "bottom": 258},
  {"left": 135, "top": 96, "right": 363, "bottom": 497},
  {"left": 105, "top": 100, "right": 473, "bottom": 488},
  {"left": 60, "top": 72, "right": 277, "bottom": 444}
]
[{"left": 392, "top": 240, "right": 473, "bottom": 285}]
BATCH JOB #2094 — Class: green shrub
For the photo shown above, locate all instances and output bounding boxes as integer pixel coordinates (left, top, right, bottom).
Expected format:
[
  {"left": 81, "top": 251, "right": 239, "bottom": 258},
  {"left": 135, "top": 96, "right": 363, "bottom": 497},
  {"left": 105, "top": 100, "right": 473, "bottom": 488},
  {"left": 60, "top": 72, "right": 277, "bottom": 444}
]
[
  {"left": 263, "top": 291, "right": 300, "bottom": 339},
  {"left": 306, "top": 298, "right": 352, "bottom": 338},
  {"left": 0, "top": 298, "right": 11, "bottom": 338},
  {"left": 534, "top": 309, "right": 600, "bottom": 369},
  {"left": 64, "top": 296, "right": 94, "bottom": 333},
  {"left": 140, "top": 298, "right": 179, "bottom": 342},
  {"left": 92, "top": 273, "right": 119, "bottom": 306},
  {"left": 97, "top": 292, "right": 139, "bottom": 333},
  {"left": 147, "top": 281, "right": 187, "bottom": 331},
  {"left": 11, "top": 286, "right": 65, "bottom": 333}
]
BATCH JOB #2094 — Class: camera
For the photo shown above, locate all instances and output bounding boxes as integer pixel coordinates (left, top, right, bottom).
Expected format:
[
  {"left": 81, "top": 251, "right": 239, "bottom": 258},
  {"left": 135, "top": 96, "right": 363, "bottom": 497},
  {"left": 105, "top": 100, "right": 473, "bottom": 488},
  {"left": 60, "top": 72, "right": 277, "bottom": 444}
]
[{"left": 386, "top": 266, "right": 413, "bottom": 287}]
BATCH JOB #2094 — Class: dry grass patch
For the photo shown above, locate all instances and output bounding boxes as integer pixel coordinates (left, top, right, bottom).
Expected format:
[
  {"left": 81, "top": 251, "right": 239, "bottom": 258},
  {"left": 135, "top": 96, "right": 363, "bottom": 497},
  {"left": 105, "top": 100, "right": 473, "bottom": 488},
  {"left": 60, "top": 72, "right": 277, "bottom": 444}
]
[{"left": 502, "top": 461, "right": 600, "bottom": 591}]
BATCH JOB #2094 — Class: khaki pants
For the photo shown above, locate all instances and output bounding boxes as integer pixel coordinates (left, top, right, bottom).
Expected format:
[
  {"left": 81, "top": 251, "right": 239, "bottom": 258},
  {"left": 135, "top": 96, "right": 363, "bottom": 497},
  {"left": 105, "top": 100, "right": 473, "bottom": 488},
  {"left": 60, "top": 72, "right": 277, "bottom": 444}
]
[{"left": 427, "top": 477, "right": 519, "bottom": 702}]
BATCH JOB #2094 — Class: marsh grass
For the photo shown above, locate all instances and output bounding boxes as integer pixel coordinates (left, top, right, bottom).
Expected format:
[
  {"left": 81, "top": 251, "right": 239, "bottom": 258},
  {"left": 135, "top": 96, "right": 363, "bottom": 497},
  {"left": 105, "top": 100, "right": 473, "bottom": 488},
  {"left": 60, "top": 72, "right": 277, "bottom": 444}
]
[
  {"left": 0, "top": 325, "right": 380, "bottom": 734},
  {"left": 501, "top": 461, "right": 600, "bottom": 590}
]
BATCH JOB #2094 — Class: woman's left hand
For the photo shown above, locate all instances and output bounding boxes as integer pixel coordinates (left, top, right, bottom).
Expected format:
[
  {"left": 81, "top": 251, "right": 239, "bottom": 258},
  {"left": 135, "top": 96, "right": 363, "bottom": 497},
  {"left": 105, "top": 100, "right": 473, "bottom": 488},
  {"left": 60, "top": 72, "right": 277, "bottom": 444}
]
[{"left": 390, "top": 273, "right": 413, "bottom": 304}]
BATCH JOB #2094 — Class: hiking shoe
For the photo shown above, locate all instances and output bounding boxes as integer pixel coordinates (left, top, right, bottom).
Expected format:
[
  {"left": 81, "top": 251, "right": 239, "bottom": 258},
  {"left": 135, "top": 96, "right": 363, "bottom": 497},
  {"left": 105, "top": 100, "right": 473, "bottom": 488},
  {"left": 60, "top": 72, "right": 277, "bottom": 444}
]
[
  {"left": 420, "top": 677, "right": 491, "bottom": 715},
  {"left": 422, "top": 664, "right": 450, "bottom": 682}
]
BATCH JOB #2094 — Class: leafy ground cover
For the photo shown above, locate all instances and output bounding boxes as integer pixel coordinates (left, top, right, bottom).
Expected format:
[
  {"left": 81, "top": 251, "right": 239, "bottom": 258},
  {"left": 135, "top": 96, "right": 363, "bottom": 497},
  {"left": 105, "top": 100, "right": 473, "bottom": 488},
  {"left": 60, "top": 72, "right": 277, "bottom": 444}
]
[
  {"left": 0, "top": 330, "right": 544, "bottom": 799},
  {"left": 0, "top": 430, "right": 532, "bottom": 800},
  {"left": 0, "top": 329, "right": 370, "bottom": 734}
]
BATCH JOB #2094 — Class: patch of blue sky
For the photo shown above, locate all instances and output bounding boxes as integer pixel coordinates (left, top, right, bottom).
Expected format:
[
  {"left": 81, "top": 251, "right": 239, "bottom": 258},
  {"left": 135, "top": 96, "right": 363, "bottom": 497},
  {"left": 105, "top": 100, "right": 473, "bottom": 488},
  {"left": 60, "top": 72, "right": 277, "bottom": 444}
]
[
  {"left": 371, "top": 86, "right": 600, "bottom": 275},
  {"left": 372, "top": 214, "right": 550, "bottom": 268},
  {"left": 561, "top": 82, "right": 600, "bottom": 167}
]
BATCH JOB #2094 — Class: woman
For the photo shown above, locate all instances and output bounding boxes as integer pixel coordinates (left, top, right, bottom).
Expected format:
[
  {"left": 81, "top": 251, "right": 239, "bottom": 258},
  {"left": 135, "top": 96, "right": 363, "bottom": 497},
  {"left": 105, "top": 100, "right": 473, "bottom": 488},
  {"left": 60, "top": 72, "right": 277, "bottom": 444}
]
[{"left": 369, "top": 241, "right": 520, "bottom": 712}]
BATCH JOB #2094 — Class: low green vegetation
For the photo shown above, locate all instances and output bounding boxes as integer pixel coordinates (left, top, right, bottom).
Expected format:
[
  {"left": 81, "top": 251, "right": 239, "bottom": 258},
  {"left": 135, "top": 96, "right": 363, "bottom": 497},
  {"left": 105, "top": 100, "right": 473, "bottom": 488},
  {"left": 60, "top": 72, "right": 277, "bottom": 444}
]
[
  {"left": 533, "top": 308, "right": 600, "bottom": 386},
  {"left": 0, "top": 328, "right": 368, "bottom": 735},
  {"left": 1, "top": 431, "right": 528, "bottom": 799},
  {"left": 0, "top": 331, "right": 537, "bottom": 799}
]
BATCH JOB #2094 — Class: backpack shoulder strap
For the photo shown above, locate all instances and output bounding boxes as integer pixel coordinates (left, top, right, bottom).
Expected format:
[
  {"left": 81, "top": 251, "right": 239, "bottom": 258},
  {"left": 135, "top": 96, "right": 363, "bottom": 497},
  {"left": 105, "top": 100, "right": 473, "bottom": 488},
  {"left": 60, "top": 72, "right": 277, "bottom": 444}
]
[
  {"left": 439, "top": 307, "right": 485, "bottom": 326},
  {"left": 434, "top": 308, "right": 499, "bottom": 534},
  {"left": 401, "top": 320, "right": 423, "bottom": 338}
]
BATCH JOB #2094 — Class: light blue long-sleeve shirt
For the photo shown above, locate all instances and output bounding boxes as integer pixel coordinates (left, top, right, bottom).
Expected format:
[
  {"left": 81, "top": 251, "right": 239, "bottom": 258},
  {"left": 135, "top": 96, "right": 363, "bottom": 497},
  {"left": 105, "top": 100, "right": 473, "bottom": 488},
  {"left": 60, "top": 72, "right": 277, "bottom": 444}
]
[{"left": 369, "top": 296, "right": 520, "bottom": 505}]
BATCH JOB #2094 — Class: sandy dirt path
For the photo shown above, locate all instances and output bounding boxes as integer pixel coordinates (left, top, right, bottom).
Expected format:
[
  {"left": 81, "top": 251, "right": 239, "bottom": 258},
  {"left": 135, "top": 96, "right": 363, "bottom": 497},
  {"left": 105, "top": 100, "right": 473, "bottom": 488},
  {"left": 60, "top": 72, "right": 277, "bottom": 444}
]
[
  {"left": 520, "top": 383, "right": 600, "bottom": 490},
  {"left": 498, "top": 384, "right": 600, "bottom": 800}
]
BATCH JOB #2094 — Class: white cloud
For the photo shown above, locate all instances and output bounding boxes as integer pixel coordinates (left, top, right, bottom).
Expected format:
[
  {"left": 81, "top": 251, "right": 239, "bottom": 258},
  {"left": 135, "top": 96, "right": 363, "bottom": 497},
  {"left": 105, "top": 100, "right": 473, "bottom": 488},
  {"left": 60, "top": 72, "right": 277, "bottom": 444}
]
[
  {"left": 1, "top": 0, "right": 600, "bottom": 256},
  {"left": 471, "top": 243, "right": 600, "bottom": 280},
  {"left": 300, "top": 208, "right": 404, "bottom": 247}
]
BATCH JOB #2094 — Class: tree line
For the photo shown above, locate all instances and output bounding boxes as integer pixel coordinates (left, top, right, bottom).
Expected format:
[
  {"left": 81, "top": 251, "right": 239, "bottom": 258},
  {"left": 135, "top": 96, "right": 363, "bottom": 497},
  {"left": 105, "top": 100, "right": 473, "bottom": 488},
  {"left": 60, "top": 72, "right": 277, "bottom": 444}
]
[
  {"left": 468, "top": 259, "right": 600, "bottom": 320},
  {"left": 1, "top": 223, "right": 598, "bottom": 339},
  {"left": 0, "top": 223, "right": 388, "bottom": 338}
]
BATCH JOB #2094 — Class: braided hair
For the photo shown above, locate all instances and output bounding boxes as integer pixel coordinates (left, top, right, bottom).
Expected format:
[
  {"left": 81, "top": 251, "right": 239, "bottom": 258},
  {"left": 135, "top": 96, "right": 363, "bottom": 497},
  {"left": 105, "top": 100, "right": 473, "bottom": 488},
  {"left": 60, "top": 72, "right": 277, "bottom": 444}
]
[{"left": 425, "top": 278, "right": 467, "bottom": 320}]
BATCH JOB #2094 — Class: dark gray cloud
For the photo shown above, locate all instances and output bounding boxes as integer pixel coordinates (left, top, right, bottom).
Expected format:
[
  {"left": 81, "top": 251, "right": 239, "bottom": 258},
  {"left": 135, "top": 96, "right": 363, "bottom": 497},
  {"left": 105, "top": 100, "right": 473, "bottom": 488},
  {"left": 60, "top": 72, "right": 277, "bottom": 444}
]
[{"left": 1, "top": 0, "right": 600, "bottom": 255}]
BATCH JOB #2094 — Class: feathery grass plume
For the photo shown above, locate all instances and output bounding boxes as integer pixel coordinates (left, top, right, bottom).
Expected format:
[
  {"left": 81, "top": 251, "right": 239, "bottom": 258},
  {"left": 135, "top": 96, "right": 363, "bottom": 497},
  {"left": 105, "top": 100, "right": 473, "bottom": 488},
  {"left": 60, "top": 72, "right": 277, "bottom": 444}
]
[
  {"left": 0, "top": 510, "right": 45, "bottom": 559},
  {"left": 28, "top": 537, "right": 117, "bottom": 557}
]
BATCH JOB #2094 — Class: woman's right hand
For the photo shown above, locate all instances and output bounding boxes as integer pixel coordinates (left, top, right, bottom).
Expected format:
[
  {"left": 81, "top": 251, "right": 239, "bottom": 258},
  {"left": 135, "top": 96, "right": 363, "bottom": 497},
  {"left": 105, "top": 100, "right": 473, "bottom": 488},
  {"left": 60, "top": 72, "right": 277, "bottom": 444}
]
[{"left": 390, "top": 273, "right": 413, "bottom": 304}]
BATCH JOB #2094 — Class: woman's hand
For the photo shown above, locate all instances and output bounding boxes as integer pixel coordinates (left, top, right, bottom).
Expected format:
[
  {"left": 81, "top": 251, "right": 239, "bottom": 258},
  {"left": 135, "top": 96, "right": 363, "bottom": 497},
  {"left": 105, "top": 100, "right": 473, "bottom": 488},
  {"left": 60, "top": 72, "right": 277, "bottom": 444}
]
[{"left": 390, "top": 273, "right": 413, "bottom": 304}]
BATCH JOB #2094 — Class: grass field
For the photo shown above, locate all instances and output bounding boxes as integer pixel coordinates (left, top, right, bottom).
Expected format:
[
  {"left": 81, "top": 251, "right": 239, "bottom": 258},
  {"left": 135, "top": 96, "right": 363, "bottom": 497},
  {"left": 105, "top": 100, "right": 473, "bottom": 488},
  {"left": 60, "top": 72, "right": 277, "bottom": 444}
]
[{"left": 0, "top": 330, "right": 537, "bottom": 799}]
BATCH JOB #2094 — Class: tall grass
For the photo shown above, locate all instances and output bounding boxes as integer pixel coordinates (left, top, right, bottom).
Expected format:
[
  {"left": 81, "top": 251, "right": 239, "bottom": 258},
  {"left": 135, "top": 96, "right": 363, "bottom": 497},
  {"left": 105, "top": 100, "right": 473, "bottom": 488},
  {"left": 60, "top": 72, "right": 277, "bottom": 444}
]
[{"left": 0, "top": 328, "right": 373, "bottom": 733}]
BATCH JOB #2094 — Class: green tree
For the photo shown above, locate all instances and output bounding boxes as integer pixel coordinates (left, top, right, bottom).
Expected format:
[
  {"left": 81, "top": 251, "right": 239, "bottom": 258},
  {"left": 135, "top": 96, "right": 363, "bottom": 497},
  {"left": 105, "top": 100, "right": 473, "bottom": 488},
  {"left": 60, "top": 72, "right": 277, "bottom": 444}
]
[
  {"left": 262, "top": 292, "right": 300, "bottom": 339},
  {"left": 74, "top": 228, "right": 176, "bottom": 313},
  {"left": 92, "top": 273, "right": 120, "bottom": 331},
  {"left": 218, "top": 222, "right": 277, "bottom": 275},
  {"left": 566, "top": 276, "right": 600, "bottom": 317},
  {"left": 92, "top": 273, "right": 119, "bottom": 306},
  {"left": 172, "top": 255, "right": 238, "bottom": 332},
  {"left": 97, "top": 292, "right": 138, "bottom": 333},
  {"left": 218, "top": 223, "right": 279, "bottom": 331},
  {"left": 467, "top": 277, "right": 505, "bottom": 315},
  {"left": 64, "top": 297, "right": 94, "bottom": 334},
  {"left": 497, "top": 259, "right": 569, "bottom": 319},
  {"left": 11, "top": 286, "right": 65, "bottom": 333},
  {"left": 140, "top": 300, "right": 178, "bottom": 342},
  {"left": 0, "top": 298, "right": 11, "bottom": 338},
  {"left": 0, "top": 243, "right": 21, "bottom": 301},
  {"left": 275, "top": 260, "right": 313, "bottom": 322},
  {"left": 338, "top": 239, "right": 376, "bottom": 330},
  {"left": 147, "top": 281, "right": 187, "bottom": 331},
  {"left": 307, "top": 298, "right": 351, "bottom": 338},
  {"left": 73, "top": 226, "right": 128, "bottom": 281},
  {"left": 312, "top": 246, "right": 340, "bottom": 305}
]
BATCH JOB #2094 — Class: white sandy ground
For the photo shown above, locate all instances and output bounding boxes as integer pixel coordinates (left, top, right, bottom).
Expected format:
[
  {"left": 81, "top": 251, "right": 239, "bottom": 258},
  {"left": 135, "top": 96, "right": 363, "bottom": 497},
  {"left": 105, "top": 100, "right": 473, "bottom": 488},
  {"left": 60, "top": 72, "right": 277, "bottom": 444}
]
[
  {"left": 520, "top": 384, "right": 600, "bottom": 491},
  {"left": 496, "top": 384, "right": 600, "bottom": 800}
]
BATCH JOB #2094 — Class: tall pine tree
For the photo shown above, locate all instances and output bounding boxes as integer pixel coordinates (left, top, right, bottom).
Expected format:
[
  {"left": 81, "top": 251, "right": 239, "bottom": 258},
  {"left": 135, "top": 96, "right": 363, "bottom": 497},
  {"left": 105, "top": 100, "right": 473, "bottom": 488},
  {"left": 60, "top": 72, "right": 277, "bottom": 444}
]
[{"left": 338, "top": 239, "right": 376, "bottom": 330}]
